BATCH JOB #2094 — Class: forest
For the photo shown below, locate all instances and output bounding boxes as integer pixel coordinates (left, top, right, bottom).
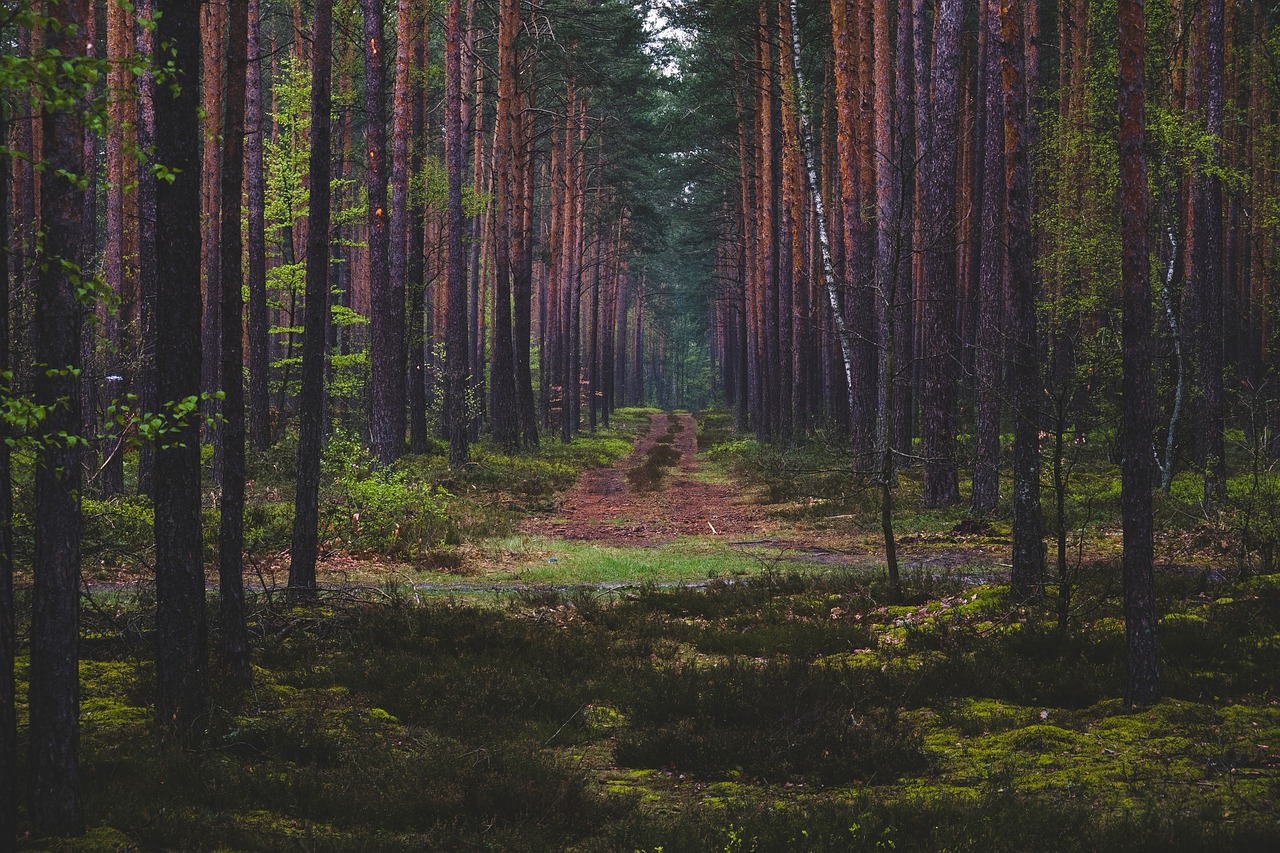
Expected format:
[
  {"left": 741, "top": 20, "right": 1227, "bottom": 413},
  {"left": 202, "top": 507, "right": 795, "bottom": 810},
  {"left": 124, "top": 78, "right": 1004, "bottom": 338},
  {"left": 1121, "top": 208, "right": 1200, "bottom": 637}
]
[{"left": 2, "top": 0, "right": 1280, "bottom": 849}]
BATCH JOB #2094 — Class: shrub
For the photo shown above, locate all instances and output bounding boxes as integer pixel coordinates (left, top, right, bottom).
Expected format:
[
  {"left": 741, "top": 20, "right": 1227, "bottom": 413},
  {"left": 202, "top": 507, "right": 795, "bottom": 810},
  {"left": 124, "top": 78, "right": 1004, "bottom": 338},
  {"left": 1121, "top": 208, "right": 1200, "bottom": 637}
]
[{"left": 323, "top": 468, "right": 451, "bottom": 559}]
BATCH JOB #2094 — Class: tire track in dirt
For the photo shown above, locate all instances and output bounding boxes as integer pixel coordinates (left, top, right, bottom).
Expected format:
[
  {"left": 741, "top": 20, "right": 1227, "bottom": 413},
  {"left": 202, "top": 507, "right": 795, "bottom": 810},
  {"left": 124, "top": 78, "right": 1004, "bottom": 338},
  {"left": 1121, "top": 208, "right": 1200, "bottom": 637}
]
[{"left": 522, "top": 412, "right": 768, "bottom": 545}]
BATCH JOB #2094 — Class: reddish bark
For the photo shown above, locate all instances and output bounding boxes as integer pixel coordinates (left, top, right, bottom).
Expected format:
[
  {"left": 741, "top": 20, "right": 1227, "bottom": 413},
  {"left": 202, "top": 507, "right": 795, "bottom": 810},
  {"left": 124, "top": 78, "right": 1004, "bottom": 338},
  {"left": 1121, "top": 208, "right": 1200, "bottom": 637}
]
[
  {"left": 1118, "top": 0, "right": 1159, "bottom": 706},
  {"left": 920, "top": 0, "right": 962, "bottom": 507}
]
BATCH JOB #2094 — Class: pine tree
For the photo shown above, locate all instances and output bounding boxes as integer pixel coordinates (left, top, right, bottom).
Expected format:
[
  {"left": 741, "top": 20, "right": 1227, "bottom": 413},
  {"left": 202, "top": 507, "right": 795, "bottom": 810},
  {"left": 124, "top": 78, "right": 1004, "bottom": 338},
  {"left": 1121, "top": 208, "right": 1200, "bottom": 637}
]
[
  {"left": 30, "top": 0, "right": 90, "bottom": 832},
  {"left": 444, "top": 0, "right": 470, "bottom": 465},
  {"left": 289, "top": 0, "right": 334, "bottom": 593},
  {"left": 218, "top": 0, "right": 252, "bottom": 689},
  {"left": 154, "top": 0, "right": 210, "bottom": 742},
  {"left": 1118, "top": 0, "right": 1159, "bottom": 706}
]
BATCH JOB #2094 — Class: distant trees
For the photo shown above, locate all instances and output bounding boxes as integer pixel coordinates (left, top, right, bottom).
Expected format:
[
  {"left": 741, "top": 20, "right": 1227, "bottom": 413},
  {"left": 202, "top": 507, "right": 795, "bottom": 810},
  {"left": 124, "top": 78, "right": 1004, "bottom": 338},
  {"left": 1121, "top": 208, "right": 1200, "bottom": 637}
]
[{"left": 686, "top": 0, "right": 1280, "bottom": 702}]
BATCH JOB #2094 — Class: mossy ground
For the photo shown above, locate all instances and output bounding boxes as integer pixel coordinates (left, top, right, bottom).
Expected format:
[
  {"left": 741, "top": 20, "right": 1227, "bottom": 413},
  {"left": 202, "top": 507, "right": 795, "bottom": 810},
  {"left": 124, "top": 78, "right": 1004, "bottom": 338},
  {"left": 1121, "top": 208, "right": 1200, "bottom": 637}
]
[{"left": 15, "top": 566, "right": 1280, "bottom": 851}]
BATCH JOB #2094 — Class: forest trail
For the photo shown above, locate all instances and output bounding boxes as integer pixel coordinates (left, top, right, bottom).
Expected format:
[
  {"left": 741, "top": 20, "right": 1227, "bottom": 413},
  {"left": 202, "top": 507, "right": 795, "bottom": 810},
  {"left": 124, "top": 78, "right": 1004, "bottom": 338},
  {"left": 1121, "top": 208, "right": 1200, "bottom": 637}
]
[{"left": 522, "top": 412, "right": 769, "bottom": 545}]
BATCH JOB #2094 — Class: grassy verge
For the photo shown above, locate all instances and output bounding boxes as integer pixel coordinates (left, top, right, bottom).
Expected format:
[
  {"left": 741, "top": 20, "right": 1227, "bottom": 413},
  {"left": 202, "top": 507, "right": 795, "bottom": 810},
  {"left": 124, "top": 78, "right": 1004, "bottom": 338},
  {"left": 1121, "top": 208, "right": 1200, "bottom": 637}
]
[
  {"left": 28, "top": 407, "right": 658, "bottom": 587},
  {"left": 16, "top": 568, "right": 1280, "bottom": 850}
]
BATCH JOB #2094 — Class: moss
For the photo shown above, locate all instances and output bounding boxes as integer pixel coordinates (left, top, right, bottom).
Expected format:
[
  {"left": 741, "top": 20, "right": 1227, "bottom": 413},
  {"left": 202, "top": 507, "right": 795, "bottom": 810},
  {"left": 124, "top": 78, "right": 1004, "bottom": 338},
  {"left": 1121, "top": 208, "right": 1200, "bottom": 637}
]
[
  {"left": 39, "top": 826, "right": 136, "bottom": 852},
  {"left": 585, "top": 703, "right": 628, "bottom": 732},
  {"left": 941, "top": 698, "right": 1041, "bottom": 736},
  {"left": 23, "top": 559, "right": 1280, "bottom": 850}
]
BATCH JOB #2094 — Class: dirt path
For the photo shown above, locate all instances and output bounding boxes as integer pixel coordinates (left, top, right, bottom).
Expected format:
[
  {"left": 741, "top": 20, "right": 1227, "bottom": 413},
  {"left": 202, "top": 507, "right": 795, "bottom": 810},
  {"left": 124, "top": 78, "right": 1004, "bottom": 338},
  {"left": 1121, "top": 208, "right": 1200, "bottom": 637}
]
[{"left": 522, "top": 413, "right": 769, "bottom": 545}]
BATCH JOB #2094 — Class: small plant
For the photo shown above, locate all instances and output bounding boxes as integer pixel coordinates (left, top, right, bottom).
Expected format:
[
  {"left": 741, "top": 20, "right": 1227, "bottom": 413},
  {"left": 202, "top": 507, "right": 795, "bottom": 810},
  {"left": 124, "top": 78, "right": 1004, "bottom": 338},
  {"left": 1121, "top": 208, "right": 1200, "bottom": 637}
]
[{"left": 323, "top": 467, "right": 451, "bottom": 559}]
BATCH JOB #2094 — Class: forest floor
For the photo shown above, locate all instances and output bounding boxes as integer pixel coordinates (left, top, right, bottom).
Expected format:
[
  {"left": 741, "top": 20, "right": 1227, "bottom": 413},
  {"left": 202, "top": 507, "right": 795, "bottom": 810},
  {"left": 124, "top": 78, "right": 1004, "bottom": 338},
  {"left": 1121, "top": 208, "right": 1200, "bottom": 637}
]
[
  {"left": 523, "top": 411, "right": 770, "bottom": 544},
  {"left": 495, "top": 411, "right": 1009, "bottom": 591},
  {"left": 18, "top": 411, "right": 1280, "bottom": 852}
]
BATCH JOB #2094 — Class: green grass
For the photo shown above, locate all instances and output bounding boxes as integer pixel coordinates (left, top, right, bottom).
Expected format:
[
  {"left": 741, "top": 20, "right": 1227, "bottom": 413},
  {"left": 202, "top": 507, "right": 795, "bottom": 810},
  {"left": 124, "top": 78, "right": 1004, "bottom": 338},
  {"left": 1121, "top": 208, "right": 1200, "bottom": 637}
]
[{"left": 413, "top": 536, "right": 855, "bottom": 589}]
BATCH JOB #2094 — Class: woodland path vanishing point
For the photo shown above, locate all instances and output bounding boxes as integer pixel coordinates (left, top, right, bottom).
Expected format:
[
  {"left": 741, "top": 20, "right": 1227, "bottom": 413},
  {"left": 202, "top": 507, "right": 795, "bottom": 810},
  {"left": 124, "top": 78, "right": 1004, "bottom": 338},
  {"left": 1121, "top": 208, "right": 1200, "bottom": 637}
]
[
  {"left": 523, "top": 412, "right": 768, "bottom": 545},
  {"left": 519, "top": 412, "right": 1009, "bottom": 582}
]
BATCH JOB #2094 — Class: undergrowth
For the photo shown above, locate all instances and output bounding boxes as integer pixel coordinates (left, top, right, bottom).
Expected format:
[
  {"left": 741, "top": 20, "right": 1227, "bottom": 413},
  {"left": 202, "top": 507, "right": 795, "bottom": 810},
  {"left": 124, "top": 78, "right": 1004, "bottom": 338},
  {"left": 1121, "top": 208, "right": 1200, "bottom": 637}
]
[
  {"left": 16, "top": 567, "right": 1280, "bottom": 850},
  {"left": 22, "top": 412, "right": 649, "bottom": 579}
]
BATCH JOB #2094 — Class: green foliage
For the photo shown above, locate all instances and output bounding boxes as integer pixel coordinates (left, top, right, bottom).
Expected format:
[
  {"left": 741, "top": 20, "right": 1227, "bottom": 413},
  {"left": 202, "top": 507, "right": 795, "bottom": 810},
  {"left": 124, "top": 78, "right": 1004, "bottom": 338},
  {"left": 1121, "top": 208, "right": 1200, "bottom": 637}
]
[
  {"left": 81, "top": 496, "right": 154, "bottom": 571},
  {"left": 315, "top": 429, "right": 449, "bottom": 558},
  {"left": 717, "top": 432, "right": 867, "bottom": 508},
  {"left": 325, "top": 467, "right": 451, "bottom": 558},
  {"left": 413, "top": 153, "right": 489, "bottom": 217},
  {"left": 694, "top": 410, "right": 736, "bottom": 451},
  {"left": 262, "top": 55, "right": 365, "bottom": 407}
]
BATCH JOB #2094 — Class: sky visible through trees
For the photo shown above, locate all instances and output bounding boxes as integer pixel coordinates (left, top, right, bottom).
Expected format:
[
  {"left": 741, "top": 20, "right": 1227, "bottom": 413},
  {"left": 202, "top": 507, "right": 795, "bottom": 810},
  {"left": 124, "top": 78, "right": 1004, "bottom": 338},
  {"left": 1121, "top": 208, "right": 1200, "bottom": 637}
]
[{"left": 1, "top": 0, "right": 1279, "bottom": 845}]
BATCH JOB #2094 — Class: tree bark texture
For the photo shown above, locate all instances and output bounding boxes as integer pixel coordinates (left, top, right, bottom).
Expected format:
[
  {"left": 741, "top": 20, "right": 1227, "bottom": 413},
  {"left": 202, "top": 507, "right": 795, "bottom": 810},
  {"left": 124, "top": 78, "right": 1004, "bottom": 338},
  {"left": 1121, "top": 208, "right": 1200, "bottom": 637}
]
[
  {"left": 135, "top": 0, "right": 160, "bottom": 495},
  {"left": 30, "top": 0, "right": 89, "bottom": 833},
  {"left": 154, "top": 0, "right": 210, "bottom": 742},
  {"left": 1118, "top": 0, "right": 1159, "bottom": 707},
  {"left": 246, "top": 0, "right": 271, "bottom": 450},
  {"left": 288, "top": 0, "right": 333, "bottom": 592},
  {"left": 0, "top": 98, "right": 16, "bottom": 853},
  {"left": 971, "top": 0, "right": 1005, "bottom": 517},
  {"left": 1001, "top": 0, "right": 1045, "bottom": 599},
  {"left": 921, "top": 0, "right": 962, "bottom": 507},
  {"left": 367, "top": 0, "right": 402, "bottom": 466},
  {"left": 444, "top": 0, "right": 470, "bottom": 466},
  {"left": 489, "top": 0, "right": 520, "bottom": 450},
  {"left": 219, "top": 0, "right": 253, "bottom": 689}
]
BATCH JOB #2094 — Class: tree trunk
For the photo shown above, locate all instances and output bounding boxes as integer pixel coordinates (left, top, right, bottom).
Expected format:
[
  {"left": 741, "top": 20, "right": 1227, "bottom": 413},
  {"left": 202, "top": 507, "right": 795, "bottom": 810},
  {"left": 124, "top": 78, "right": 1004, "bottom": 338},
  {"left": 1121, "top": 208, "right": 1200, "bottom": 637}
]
[
  {"left": 972, "top": 0, "right": 1005, "bottom": 516},
  {"left": 219, "top": 0, "right": 253, "bottom": 689},
  {"left": 921, "top": 0, "right": 962, "bottom": 507},
  {"left": 1193, "top": 0, "right": 1226, "bottom": 505},
  {"left": 201, "top": 0, "right": 224, "bottom": 469},
  {"left": 832, "top": 0, "right": 869, "bottom": 455},
  {"left": 366, "top": 0, "right": 400, "bottom": 465},
  {"left": 1001, "top": 0, "right": 1045, "bottom": 600},
  {"left": 154, "top": 0, "right": 210, "bottom": 744},
  {"left": 777, "top": 0, "right": 801, "bottom": 442},
  {"left": 734, "top": 65, "right": 756, "bottom": 433},
  {"left": 756, "top": 7, "right": 777, "bottom": 441},
  {"left": 871, "top": 0, "right": 898, "bottom": 470},
  {"left": 31, "top": 0, "right": 89, "bottom": 833},
  {"left": 136, "top": 0, "right": 160, "bottom": 496},
  {"left": 288, "top": 0, "right": 333, "bottom": 593},
  {"left": 514, "top": 85, "right": 540, "bottom": 448},
  {"left": 489, "top": 0, "right": 520, "bottom": 450},
  {"left": 80, "top": 11, "right": 99, "bottom": 503},
  {"left": 246, "top": 0, "right": 271, "bottom": 449},
  {"left": 614, "top": 270, "right": 629, "bottom": 411},
  {"left": 408, "top": 15, "right": 429, "bottom": 454},
  {"left": 102, "top": 0, "right": 135, "bottom": 497},
  {"left": 634, "top": 276, "right": 645, "bottom": 404},
  {"left": 0, "top": 98, "right": 16, "bottom": 853},
  {"left": 787, "top": 0, "right": 857, "bottom": 445},
  {"left": 444, "top": 0, "right": 470, "bottom": 466},
  {"left": 1118, "top": 0, "right": 1159, "bottom": 707}
]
